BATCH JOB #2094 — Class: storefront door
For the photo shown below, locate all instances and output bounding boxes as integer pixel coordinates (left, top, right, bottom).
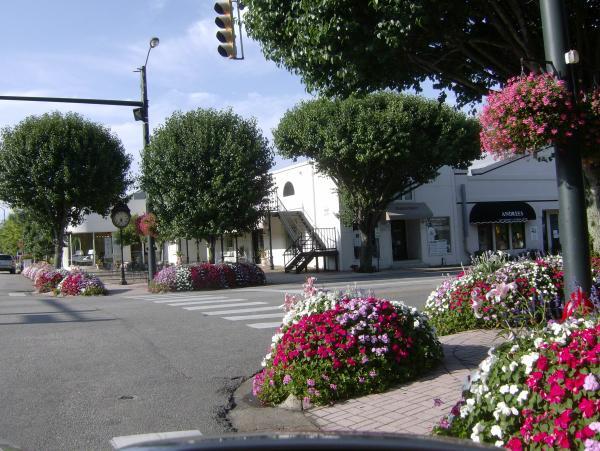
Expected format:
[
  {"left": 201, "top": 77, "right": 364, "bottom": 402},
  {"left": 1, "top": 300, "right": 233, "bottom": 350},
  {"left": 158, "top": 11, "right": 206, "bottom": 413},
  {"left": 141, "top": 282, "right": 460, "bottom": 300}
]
[
  {"left": 391, "top": 220, "right": 408, "bottom": 261},
  {"left": 548, "top": 212, "right": 561, "bottom": 253}
]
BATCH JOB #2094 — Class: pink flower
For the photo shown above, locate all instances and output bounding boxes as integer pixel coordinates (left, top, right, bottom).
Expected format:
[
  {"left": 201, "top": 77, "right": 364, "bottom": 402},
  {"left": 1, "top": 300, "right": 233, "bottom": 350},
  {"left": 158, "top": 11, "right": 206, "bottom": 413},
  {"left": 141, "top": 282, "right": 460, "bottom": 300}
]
[
  {"left": 584, "top": 373, "right": 599, "bottom": 391},
  {"left": 306, "top": 378, "right": 315, "bottom": 387},
  {"left": 584, "top": 439, "right": 600, "bottom": 451},
  {"left": 282, "top": 375, "right": 292, "bottom": 385}
]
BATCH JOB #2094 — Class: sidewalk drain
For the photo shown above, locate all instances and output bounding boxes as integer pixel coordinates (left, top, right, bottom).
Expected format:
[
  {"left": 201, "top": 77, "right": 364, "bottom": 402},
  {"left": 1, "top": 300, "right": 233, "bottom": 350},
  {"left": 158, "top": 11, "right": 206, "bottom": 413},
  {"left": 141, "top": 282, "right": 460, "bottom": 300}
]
[{"left": 118, "top": 395, "right": 136, "bottom": 400}]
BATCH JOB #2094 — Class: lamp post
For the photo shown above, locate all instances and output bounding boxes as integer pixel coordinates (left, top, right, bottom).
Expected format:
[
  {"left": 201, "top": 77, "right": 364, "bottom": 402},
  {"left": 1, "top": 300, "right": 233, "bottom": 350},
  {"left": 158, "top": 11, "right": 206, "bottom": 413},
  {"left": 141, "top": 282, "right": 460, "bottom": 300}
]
[
  {"left": 134, "top": 37, "right": 159, "bottom": 284},
  {"left": 111, "top": 203, "right": 132, "bottom": 285},
  {"left": 539, "top": 0, "right": 592, "bottom": 297}
]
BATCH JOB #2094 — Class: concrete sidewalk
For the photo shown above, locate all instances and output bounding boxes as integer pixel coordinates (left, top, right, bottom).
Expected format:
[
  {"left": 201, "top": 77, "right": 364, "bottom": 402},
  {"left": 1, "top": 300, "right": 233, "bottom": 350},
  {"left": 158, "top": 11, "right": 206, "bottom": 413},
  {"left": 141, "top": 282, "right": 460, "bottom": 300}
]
[{"left": 230, "top": 329, "right": 504, "bottom": 435}]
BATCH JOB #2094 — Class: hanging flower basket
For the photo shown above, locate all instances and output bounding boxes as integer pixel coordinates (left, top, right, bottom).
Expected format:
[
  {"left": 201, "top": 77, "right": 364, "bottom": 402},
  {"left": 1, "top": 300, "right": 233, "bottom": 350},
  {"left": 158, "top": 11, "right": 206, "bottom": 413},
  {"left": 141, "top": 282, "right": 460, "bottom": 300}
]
[
  {"left": 480, "top": 72, "right": 600, "bottom": 160},
  {"left": 136, "top": 213, "right": 159, "bottom": 238}
]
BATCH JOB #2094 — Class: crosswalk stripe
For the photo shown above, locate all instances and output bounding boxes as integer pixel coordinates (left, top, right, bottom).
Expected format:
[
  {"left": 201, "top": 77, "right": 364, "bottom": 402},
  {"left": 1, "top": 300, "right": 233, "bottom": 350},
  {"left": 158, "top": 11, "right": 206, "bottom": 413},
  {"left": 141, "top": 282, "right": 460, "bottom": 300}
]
[
  {"left": 202, "top": 305, "right": 282, "bottom": 315},
  {"left": 152, "top": 296, "right": 228, "bottom": 303},
  {"left": 183, "top": 301, "right": 266, "bottom": 311},
  {"left": 167, "top": 298, "right": 247, "bottom": 306},
  {"left": 248, "top": 322, "right": 283, "bottom": 329},
  {"left": 128, "top": 293, "right": 220, "bottom": 301},
  {"left": 222, "top": 313, "right": 283, "bottom": 321}
]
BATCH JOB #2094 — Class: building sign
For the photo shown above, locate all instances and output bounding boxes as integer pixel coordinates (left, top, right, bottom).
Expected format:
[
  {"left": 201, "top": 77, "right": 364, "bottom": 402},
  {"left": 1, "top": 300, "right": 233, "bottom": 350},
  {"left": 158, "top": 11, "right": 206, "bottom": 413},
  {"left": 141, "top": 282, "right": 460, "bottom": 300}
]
[{"left": 470, "top": 201, "right": 536, "bottom": 224}]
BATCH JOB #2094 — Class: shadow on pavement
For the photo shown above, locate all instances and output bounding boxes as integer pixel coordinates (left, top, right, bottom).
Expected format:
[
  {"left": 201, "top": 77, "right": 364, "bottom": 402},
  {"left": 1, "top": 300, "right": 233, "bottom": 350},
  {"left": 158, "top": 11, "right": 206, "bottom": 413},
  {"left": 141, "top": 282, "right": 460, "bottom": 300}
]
[{"left": 0, "top": 298, "right": 116, "bottom": 326}]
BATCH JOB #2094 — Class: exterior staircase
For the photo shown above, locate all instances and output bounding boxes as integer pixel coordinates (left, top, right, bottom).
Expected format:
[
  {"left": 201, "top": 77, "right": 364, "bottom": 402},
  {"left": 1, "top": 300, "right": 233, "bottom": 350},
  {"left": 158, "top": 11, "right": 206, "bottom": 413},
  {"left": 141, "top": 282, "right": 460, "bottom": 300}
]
[{"left": 269, "top": 196, "right": 339, "bottom": 273}]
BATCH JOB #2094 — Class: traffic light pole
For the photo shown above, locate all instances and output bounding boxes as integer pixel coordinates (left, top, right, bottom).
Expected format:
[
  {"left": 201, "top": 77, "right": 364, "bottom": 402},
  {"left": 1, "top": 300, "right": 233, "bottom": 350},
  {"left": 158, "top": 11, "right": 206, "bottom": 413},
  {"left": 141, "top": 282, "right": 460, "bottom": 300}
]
[
  {"left": 140, "top": 65, "right": 157, "bottom": 282},
  {"left": 540, "top": 0, "right": 591, "bottom": 296}
]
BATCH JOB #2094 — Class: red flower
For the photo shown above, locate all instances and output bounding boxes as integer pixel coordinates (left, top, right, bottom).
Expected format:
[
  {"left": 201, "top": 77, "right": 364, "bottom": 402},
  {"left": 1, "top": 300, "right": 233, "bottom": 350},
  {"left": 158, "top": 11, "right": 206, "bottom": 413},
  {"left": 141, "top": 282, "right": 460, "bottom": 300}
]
[
  {"left": 536, "top": 356, "right": 549, "bottom": 371},
  {"left": 579, "top": 398, "right": 597, "bottom": 418}
]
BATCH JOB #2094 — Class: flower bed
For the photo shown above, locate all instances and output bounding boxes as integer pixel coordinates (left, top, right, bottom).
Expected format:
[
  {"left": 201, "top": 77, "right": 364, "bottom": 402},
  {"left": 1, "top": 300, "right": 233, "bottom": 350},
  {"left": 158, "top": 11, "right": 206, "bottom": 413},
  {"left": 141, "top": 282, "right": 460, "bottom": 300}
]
[
  {"left": 253, "top": 279, "right": 443, "bottom": 407},
  {"left": 22, "top": 262, "right": 106, "bottom": 296},
  {"left": 435, "top": 317, "right": 600, "bottom": 450},
  {"left": 425, "top": 254, "right": 599, "bottom": 336},
  {"left": 150, "top": 262, "right": 266, "bottom": 292}
]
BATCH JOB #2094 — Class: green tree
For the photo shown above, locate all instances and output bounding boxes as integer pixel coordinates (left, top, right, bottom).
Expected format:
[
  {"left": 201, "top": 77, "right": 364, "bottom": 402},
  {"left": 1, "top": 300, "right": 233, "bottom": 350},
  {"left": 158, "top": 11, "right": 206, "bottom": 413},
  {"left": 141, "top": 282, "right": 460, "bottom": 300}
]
[
  {"left": 141, "top": 108, "right": 273, "bottom": 262},
  {"left": 274, "top": 93, "right": 480, "bottom": 271},
  {"left": 0, "top": 112, "right": 131, "bottom": 268},
  {"left": 244, "top": 0, "right": 600, "bottom": 253},
  {"left": 0, "top": 213, "right": 24, "bottom": 255},
  {"left": 22, "top": 213, "right": 54, "bottom": 261}
]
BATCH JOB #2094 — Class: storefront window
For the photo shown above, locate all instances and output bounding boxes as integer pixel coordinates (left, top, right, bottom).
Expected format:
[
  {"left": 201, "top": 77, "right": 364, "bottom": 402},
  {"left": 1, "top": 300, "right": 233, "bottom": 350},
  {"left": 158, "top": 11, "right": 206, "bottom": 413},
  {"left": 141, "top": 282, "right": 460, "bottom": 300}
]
[
  {"left": 494, "top": 224, "right": 510, "bottom": 250},
  {"left": 427, "top": 217, "right": 451, "bottom": 255},
  {"left": 477, "top": 224, "right": 493, "bottom": 251},
  {"left": 511, "top": 222, "right": 526, "bottom": 249}
]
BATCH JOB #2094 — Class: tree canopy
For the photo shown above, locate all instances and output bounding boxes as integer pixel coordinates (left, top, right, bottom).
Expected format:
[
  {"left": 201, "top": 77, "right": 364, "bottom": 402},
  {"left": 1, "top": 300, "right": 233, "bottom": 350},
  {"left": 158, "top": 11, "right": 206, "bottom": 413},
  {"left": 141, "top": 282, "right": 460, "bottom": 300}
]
[
  {"left": 0, "top": 112, "right": 132, "bottom": 267},
  {"left": 141, "top": 108, "right": 273, "bottom": 251},
  {"left": 274, "top": 92, "right": 480, "bottom": 271},
  {"left": 244, "top": 0, "right": 599, "bottom": 107}
]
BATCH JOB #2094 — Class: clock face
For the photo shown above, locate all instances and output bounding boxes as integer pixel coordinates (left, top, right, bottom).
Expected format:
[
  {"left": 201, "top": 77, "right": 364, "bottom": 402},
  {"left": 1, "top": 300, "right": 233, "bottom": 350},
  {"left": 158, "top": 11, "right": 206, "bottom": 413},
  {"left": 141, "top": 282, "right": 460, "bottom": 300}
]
[{"left": 112, "top": 211, "right": 130, "bottom": 228}]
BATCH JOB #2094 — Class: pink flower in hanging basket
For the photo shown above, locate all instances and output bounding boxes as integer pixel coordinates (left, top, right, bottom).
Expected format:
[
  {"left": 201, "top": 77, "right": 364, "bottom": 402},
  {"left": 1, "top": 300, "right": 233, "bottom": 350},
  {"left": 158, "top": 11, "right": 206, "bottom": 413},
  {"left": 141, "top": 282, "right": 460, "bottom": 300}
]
[
  {"left": 480, "top": 73, "right": 580, "bottom": 158},
  {"left": 136, "top": 213, "right": 159, "bottom": 238}
]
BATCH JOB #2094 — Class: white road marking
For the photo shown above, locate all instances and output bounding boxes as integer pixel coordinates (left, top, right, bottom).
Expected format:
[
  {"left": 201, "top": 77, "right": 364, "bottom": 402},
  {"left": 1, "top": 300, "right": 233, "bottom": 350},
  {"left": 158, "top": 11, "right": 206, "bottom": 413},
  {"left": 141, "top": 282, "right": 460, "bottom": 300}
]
[
  {"left": 222, "top": 313, "right": 283, "bottom": 321},
  {"left": 153, "top": 296, "right": 229, "bottom": 304},
  {"left": 247, "top": 322, "right": 283, "bottom": 329},
  {"left": 110, "top": 430, "right": 202, "bottom": 449},
  {"left": 134, "top": 294, "right": 224, "bottom": 302},
  {"left": 167, "top": 298, "right": 247, "bottom": 306},
  {"left": 183, "top": 301, "right": 266, "bottom": 311},
  {"left": 202, "top": 305, "right": 282, "bottom": 315},
  {"left": 8, "top": 292, "right": 27, "bottom": 296}
]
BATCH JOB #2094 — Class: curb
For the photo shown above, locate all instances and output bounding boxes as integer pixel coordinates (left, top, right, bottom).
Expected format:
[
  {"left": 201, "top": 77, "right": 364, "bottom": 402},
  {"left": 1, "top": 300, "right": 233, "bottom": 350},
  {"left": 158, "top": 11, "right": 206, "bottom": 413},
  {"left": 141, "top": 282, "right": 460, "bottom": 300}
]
[{"left": 228, "top": 378, "right": 319, "bottom": 433}]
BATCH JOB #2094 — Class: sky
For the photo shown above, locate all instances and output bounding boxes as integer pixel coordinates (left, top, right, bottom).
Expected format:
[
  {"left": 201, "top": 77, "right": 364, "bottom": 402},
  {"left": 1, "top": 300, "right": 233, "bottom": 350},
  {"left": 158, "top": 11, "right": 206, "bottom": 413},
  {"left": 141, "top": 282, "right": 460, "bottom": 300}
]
[{"left": 0, "top": 0, "right": 491, "bottom": 190}]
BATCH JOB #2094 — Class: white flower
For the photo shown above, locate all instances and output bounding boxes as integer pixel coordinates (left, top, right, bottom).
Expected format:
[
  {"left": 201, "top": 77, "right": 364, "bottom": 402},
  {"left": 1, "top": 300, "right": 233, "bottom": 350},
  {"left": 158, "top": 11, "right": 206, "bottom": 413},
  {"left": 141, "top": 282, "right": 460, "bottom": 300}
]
[
  {"left": 491, "top": 425, "right": 503, "bottom": 439},
  {"left": 495, "top": 440, "right": 504, "bottom": 447},
  {"left": 413, "top": 319, "right": 420, "bottom": 328},
  {"left": 509, "top": 361, "right": 518, "bottom": 372},
  {"left": 509, "top": 385, "right": 519, "bottom": 395},
  {"left": 493, "top": 402, "right": 518, "bottom": 420},
  {"left": 520, "top": 352, "right": 539, "bottom": 374},
  {"left": 516, "top": 390, "right": 528, "bottom": 404},
  {"left": 534, "top": 337, "right": 544, "bottom": 348},
  {"left": 499, "top": 385, "right": 510, "bottom": 394},
  {"left": 510, "top": 344, "right": 519, "bottom": 353},
  {"left": 470, "top": 422, "right": 485, "bottom": 443}
]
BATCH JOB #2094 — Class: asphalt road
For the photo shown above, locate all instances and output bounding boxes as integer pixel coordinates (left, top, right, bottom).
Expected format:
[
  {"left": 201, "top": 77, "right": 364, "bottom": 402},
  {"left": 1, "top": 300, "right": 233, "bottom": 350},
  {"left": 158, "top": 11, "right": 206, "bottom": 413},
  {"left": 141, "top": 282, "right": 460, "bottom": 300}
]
[{"left": 0, "top": 271, "right": 445, "bottom": 451}]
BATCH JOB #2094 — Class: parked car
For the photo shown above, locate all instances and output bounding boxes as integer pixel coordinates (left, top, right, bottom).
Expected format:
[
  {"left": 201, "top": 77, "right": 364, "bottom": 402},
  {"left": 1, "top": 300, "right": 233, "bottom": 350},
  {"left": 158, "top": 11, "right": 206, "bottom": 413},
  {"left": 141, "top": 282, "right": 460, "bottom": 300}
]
[{"left": 0, "top": 254, "right": 16, "bottom": 274}]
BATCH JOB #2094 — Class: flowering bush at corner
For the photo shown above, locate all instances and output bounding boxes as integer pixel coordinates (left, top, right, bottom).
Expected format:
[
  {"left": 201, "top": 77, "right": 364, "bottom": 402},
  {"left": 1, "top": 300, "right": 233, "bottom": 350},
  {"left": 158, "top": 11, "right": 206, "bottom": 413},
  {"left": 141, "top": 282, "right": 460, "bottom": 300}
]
[
  {"left": 56, "top": 270, "right": 106, "bottom": 296},
  {"left": 435, "top": 317, "right": 600, "bottom": 450},
  {"left": 33, "top": 268, "right": 67, "bottom": 293},
  {"left": 151, "top": 262, "right": 266, "bottom": 292},
  {"left": 253, "top": 278, "right": 443, "bottom": 407},
  {"left": 424, "top": 254, "right": 600, "bottom": 336}
]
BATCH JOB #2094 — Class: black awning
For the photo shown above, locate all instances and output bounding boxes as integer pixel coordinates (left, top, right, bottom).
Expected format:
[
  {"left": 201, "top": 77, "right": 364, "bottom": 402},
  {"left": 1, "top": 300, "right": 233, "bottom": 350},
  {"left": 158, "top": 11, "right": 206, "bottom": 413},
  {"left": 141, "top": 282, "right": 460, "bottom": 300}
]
[{"left": 469, "top": 201, "right": 536, "bottom": 224}]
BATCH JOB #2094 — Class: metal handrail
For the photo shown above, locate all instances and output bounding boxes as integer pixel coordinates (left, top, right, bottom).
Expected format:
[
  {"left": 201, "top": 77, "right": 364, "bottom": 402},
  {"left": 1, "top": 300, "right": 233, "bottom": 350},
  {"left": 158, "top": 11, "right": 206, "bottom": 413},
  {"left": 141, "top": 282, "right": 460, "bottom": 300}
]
[{"left": 283, "top": 227, "right": 338, "bottom": 269}]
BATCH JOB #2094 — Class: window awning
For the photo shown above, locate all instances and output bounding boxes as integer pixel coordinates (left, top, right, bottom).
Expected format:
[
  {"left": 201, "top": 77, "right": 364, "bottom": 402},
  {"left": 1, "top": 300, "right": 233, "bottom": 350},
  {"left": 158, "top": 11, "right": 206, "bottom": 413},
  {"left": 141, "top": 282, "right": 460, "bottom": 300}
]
[
  {"left": 386, "top": 202, "right": 433, "bottom": 220},
  {"left": 469, "top": 201, "right": 536, "bottom": 224}
]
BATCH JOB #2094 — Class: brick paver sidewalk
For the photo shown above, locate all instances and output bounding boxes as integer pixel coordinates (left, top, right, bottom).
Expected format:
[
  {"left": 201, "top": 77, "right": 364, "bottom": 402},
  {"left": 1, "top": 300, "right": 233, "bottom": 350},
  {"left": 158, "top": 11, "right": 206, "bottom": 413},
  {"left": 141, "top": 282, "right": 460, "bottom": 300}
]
[{"left": 305, "top": 329, "right": 505, "bottom": 435}]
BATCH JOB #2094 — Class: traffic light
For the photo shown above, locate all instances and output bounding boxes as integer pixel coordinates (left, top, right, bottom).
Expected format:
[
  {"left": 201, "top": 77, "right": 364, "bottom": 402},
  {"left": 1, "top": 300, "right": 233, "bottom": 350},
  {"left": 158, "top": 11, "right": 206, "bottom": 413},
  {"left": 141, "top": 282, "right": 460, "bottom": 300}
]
[{"left": 215, "top": 1, "right": 236, "bottom": 58}]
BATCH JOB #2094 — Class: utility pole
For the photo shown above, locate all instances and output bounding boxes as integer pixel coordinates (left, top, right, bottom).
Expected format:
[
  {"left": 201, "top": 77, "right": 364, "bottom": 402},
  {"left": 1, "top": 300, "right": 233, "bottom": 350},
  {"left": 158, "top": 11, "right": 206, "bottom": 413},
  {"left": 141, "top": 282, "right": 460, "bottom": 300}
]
[{"left": 540, "top": 0, "right": 591, "bottom": 296}]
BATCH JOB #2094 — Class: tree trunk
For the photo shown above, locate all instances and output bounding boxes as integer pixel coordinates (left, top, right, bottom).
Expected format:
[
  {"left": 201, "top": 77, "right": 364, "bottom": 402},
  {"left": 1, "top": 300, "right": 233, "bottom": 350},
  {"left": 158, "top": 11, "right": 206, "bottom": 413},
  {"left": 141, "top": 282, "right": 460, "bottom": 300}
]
[
  {"left": 583, "top": 158, "right": 600, "bottom": 255},
  {"left": 358, "top": 216, "right": 377, "bottom": 272},
  {"left": 53, "top": 225, "right": 65, "bottom": 269},
  {"left": 208, "top": 235, "right": 216, "bottom": 264}
]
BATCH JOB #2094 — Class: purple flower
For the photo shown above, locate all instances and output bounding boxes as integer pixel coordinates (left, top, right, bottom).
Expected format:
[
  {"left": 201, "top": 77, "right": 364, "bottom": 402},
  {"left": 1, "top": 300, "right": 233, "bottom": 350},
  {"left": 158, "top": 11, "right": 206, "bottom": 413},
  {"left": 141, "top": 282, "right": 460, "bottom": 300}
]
[
  {"left": 358, "top": 376, "right": 365, "bottom": 384},
  {"left": 589, "top": 422, "right": 600, "bottom": 433},
  {"left": 321, "top": 374, "right": 330, "bottom": 381},
  {"left": 302, "top": 396, "right": 312, "bottom": 409},
  {"left": 584, "top": 374, "right": 599, "bottom": 391},
  {"left": 433, "top": 398, "right": 443, "bottom": 407},
  {"left": 584, "top": 439, "right": 600, "bottom": 451},
  {"left": 329, "top": 384, "right": 337, "bottom": 391},
  {"left": 438, "top": 418, "right": 450, "bottom": 429},
  {"left": 369, "top": 370, "right": 377, "bottom": 378},
  {"left": 306, "top": 378, "right": 315, "bottom": 387},
  {"left": 282, "top": 375, "right": 292, "bottom": 385}
]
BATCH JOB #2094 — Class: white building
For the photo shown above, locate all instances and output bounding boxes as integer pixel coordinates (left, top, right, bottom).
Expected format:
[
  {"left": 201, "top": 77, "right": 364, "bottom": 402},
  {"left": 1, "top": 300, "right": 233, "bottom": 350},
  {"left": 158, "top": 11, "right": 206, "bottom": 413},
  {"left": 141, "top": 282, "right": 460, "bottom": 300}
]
[{"left": 65, "top": 152, "right": 560, "bottom": 272}]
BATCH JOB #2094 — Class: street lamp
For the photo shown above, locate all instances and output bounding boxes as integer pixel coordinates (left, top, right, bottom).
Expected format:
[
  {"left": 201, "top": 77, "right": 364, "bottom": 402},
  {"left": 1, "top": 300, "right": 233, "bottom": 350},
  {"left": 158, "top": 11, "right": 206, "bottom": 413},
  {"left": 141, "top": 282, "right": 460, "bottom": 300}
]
[
  {"left": 134, "top": 37, "right": 159, "bottom": 284},
  {"left": 111, "top": 203, "right": 132, "bottom": 285}
]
